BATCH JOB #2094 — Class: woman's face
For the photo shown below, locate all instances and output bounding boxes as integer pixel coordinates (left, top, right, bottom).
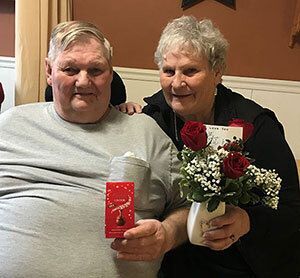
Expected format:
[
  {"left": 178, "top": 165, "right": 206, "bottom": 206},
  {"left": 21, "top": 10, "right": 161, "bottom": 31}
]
[{"left": 159, "top": 51, "right": 222, "bottom": 122}]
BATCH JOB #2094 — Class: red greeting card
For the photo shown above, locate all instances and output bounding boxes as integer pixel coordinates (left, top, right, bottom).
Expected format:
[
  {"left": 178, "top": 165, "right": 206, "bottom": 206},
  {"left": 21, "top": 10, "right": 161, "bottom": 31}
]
[{"left": 105, "top": 182, "right": 135, "bottom": 238}]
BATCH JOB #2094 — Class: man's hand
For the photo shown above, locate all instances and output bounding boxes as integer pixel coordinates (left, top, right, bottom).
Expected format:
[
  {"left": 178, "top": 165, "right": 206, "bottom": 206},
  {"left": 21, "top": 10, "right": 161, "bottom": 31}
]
[
  {"left": 115, "top": 102, "right": 142, "bottom": 115},
  {"left": 110, "top": 219, "right": 170, "bottom": 261},
  {"left": 202, "top": 205, "right": 250, "bottom": 251}
]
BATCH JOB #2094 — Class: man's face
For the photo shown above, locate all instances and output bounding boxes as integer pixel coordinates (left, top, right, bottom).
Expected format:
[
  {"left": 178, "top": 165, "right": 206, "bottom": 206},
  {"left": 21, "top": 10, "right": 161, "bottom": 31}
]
[{"left": 46, "top": 38, "right": 113, "bottom": 123}]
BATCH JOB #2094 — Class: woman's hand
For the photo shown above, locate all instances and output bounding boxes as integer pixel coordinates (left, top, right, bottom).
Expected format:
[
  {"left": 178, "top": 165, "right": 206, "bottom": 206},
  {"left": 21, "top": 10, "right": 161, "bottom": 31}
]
[
  {"left": 115, "top": 102, "right": 143, "bottom": 115},
  {"left": 202, "top": 205, "right": 250, "bottom": 251}
]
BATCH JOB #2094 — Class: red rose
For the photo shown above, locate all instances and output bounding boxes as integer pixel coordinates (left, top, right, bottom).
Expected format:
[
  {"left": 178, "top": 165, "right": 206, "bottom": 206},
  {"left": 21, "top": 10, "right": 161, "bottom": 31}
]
[
  {"left": 228, "top": 119, "right": 254, "bottom": 141},
  {"left": 222, "top": 152, "right": 250, "bottom": 179},
  {"left": 180, "top": 121, "right": 207, "bottom": 151},
  {"left": 222, "top": 141, "right": 243, "bottom": 152}
]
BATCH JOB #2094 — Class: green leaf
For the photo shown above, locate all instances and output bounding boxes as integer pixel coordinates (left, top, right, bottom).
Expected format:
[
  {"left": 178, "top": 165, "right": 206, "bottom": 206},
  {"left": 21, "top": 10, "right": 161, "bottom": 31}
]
[
  {"left": 179, "top": 179, "right": 188, "bottom": 187},
  {"left": 234, "top": 186, "right": 243, "bottom": 197},
  {"left": 192, "top": 191, "right": 202, "bottom": 201},
  {"left": 223, "top": 179, "right": 240, "bottom": 193},
  {"left": 192, "top": 193, "right": 209, "bottom": 203},
  {"left": 189, "top": 151, "right": 197, "bottom": 160},
  {"left": 182, "top": 151, "right": 195, "bottom": 162},
  {"left": 248, "top": 192, "right": 261, "bottom": 204},
  {"left": 223, "top": 192, "right": 236, "bottom": 197},
  {"left": 238, "top": 175, "right": 248, "bottom": 183},
  {"left": 180, "top": 186, "right": 190, "bottom": 198},
  {"left": 239, "top": 192, "right": 251, "bottom": 204},
  {"left": 226, "top": 197, "right": 239, "bottom": 206},
  {"left": 186, "top": 192, "right": 194, "bottom": 201},
  {"left": 203, "top": 192, "right": 216, "bottom": 198},
  {"left": 177, "top": 152, "right": 183, "bottom": 161},
  {"left": 182, "top": 152, "right": 188, "bottom": 162},
  {"left": 207, "top": 197, "right": 221, "bottom": 212}
]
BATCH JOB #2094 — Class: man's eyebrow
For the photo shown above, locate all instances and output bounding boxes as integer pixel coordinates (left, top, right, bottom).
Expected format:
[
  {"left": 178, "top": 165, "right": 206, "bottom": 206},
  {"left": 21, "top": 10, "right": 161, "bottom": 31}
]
[
  {"left": 87, "top": 60, "right": 106, "bottom": 65},
  {"left": 64, "top": 56, "right": 106, "bottom": 62},
  {"left": 89, "top": 55, "right": 109, "bottom": 63},
  {"left": 57, "top": 59, "right": 76, "bottom": 66},
  {"left": 62, "top": 57, "right": 77, "bottom": 62}
]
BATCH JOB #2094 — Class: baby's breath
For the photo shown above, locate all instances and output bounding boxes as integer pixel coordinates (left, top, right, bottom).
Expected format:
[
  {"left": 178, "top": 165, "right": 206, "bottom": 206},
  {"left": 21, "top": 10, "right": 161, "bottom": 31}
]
[{"left": 178, "top": 139, "right": 282, "bottom": 211}]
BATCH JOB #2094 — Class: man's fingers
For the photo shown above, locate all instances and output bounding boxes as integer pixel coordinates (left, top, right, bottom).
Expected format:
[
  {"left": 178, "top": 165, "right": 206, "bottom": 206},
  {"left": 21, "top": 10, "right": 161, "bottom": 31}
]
[
  {"left": 123, "top": 219, "right": 158, "bottom": 239},
  {"left": 111, "top": 219, "right": 168, "bottom": 261},
  {"left": 111, "top": 233, "right": 157, "bottom": 250}
]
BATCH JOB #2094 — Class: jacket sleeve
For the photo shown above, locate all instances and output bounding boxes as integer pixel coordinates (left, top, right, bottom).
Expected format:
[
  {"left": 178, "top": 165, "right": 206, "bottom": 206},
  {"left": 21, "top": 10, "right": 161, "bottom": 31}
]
[{"left": 238, "top": 113, "right": 300, "bottom": 275}]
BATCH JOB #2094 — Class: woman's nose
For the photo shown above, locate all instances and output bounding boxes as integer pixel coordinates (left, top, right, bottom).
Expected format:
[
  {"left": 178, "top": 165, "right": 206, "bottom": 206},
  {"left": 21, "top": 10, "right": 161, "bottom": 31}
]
[
  {"left": 76, "top": 71, "right": 91, "bottom": 87},
  {"left": 172, "top": 73, "right": 186, "bottom": 89}
]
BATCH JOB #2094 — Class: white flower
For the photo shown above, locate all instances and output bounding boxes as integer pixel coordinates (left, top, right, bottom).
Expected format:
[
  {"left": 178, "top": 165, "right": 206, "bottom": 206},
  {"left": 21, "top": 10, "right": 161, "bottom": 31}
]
[{"left": 178, "top": 138, "right": 281, "bottom": 210}]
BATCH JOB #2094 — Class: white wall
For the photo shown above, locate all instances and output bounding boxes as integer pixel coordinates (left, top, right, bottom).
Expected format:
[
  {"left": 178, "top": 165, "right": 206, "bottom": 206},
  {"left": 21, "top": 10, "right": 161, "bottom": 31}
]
[
  {"left": 0, "top": 56, "right": 15, "bottom": 113},
  {"left": 1, "top": 59, "right": 299, "bottom": 159},
  {"left": 114, "top": 66, "right": 300, "bottom": 160}
]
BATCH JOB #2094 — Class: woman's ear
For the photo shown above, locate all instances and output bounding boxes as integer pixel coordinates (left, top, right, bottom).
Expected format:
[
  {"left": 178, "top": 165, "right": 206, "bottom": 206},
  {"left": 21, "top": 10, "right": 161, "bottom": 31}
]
[
  {"left": 214, "top": 68, "right": 223, "bottom": 86},
  {"left": 45, "top": 58, "right": 52, "bottom": 86}
]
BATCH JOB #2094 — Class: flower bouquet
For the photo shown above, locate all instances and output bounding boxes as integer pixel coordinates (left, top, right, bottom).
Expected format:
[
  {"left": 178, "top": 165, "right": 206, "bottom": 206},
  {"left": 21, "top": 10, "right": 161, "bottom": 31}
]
[{"left": 178, "top": 120, "right": 282, "bottom": 245}]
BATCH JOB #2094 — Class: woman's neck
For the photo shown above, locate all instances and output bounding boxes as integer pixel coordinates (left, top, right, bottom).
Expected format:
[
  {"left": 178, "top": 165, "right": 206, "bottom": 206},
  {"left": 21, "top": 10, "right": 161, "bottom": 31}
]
[{"left": 181, "top": 101, "right": 215, "bottom": 124}]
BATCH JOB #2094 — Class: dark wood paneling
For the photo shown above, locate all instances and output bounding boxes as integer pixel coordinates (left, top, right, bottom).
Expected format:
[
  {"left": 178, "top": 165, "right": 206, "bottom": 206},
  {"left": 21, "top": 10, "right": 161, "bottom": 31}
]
[
  {"left": 0, "top": 1, "right": 15, "bottom": 57},
  {"left": 1, "top": 0, "right": 300, "bottom": 81}
]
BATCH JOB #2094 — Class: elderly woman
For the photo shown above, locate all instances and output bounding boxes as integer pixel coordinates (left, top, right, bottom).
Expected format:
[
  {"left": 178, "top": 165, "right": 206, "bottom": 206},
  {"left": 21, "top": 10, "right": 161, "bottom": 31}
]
[{"left": 120, "top": 16, "right": 300, "bottom": 277}]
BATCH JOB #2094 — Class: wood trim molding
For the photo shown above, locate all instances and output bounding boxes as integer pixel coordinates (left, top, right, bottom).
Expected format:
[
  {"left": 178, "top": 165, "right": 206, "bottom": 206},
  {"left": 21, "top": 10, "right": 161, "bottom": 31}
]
[
  {"left": 114, "top": 66, "right": 300, "bottom": 94},
  {"left": 0, "top": 56, "right": 15, "bottom": 69}
]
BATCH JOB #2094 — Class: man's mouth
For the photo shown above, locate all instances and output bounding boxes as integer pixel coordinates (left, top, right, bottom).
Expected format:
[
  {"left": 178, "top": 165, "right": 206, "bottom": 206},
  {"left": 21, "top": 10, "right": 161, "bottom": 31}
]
[{"left": 74, "top": 92, "right": 94, "bottom": 96}]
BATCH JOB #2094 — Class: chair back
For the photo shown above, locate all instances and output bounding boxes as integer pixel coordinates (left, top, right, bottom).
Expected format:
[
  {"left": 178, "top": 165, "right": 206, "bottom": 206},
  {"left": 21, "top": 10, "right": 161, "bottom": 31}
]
[{"left": 0, "top": 82, "right": 5, "bottom": 112}]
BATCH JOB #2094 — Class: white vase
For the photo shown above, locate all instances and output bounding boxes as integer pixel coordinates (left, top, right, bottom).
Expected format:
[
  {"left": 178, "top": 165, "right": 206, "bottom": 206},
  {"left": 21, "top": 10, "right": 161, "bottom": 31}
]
[{"left": 187, "top": 201, "right": 226, "bottom": 246}]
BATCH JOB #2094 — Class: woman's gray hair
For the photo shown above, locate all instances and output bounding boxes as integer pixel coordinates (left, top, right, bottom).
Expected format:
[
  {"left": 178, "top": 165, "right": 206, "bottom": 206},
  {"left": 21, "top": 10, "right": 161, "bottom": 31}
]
[
  {"left": 48, "top": 21, "right": 112, "bottom": 64},
  {"left": 154, "top": 16, "right": 229, "bottom": 72}
]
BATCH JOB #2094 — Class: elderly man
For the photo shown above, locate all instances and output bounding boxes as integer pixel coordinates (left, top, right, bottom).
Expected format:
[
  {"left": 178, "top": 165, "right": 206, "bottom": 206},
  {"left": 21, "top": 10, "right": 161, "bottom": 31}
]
[{"left": 0, "top": 21, "right": 188, "bottom": 277}]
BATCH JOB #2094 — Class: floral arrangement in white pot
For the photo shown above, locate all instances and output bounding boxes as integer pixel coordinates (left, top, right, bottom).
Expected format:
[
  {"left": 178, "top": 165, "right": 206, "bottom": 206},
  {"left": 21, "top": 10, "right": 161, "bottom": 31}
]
[{"left": 178, "top": 119, "right": 282, "bottom": 245}]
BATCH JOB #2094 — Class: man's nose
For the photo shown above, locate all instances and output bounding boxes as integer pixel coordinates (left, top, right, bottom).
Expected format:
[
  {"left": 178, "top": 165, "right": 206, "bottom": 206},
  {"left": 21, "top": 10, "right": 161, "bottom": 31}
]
[{"left": 76, "top": 71, "right": 91, "bottom": 87}]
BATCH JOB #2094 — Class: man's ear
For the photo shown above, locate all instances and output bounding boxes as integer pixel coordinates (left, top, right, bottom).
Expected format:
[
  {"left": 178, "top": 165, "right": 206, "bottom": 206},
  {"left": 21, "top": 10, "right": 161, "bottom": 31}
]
[
  {"left": 109, "top": 67, "right": 113, "bottom": 83},
  {"left": 45, "top": 58, "right": 52, "bottom": 86}
]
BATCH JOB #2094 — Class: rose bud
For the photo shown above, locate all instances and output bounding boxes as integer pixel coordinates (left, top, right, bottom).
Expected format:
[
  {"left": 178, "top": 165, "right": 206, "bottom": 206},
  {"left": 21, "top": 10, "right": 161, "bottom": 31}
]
[
  {"left": 228, "top": 119, "right": 254, "bottom": 142},
  {"left": 180, "top": 121, "right": 207, "bottom": 151}
]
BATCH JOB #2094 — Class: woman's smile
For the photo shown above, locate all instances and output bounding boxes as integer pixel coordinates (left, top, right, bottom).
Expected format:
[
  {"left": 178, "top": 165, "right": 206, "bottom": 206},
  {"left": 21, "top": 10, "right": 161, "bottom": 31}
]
[{"left": 171, "top": 93, "right": 193, "bottom": 98}]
